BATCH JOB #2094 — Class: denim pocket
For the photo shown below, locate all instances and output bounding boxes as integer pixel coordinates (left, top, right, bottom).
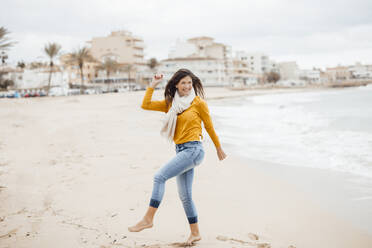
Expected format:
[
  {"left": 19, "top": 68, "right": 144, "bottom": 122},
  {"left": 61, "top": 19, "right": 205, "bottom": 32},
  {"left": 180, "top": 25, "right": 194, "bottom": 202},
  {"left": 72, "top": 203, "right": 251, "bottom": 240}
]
[{"left": 193, "top": 148, "right": 205, "bottom": 166}]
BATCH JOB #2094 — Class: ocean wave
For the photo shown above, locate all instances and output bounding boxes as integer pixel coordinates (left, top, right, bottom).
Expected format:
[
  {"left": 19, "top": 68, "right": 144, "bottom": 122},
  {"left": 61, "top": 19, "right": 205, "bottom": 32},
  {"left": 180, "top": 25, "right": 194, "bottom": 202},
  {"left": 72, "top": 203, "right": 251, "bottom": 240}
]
[{"left": 210, "top": 89, "right": 372, "bottom": 178}]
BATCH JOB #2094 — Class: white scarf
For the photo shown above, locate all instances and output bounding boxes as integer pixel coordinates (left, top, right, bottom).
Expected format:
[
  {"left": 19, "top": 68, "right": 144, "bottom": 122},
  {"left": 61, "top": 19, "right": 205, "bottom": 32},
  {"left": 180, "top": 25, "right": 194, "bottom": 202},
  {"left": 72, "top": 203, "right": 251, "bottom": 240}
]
[{"left": 160, "top": 89, "right": 196, "bottom": 141}]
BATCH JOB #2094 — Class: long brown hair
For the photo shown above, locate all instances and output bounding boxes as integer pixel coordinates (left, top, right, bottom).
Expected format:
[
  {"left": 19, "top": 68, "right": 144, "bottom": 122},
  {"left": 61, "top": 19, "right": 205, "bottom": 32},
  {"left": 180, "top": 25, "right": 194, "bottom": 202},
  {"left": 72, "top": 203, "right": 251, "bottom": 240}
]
[{"left": 164, "top": 68, "right": 205, "bottom": 105}]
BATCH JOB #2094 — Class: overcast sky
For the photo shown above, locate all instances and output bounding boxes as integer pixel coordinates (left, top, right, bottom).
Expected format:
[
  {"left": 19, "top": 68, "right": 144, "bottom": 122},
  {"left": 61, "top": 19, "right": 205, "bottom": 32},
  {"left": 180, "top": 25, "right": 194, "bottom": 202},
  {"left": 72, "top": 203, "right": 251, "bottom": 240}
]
[{"left": 2, "top": 0, "right": 372, "bottom": 69}]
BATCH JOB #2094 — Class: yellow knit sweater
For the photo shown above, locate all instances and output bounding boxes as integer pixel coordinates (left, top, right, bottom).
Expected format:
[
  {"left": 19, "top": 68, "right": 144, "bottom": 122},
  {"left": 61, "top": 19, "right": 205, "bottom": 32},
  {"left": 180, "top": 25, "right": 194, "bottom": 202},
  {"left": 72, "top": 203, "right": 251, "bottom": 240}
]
[{"left": 141, "top": 87, "right": 221, "bottom": 148}]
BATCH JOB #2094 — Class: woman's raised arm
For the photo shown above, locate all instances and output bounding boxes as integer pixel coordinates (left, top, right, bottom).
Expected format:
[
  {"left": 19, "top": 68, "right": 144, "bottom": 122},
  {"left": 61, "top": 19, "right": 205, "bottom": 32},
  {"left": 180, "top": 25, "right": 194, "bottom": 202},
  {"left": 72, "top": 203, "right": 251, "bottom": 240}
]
[{"left": 141, "top": 74, "right": 168, "bottom": 113}]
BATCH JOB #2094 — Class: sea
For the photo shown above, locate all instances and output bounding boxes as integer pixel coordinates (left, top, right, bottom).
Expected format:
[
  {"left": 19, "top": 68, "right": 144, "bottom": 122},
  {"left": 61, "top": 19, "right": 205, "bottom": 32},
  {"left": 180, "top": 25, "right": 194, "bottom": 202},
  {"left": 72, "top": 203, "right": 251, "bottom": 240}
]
[
  {"left": 208, "top": 85, "right": 372, "bottom": 233},
  {"left": 209, "top": 85, "right": 372, "bottom": 179}
]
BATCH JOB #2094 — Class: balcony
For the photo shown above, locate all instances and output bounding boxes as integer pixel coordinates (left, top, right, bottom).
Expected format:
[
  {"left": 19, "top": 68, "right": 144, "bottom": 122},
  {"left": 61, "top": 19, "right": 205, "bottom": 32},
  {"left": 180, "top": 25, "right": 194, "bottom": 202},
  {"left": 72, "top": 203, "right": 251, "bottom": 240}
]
[{"left": 133, "top": 41, "right": 145, "bottom": 49}]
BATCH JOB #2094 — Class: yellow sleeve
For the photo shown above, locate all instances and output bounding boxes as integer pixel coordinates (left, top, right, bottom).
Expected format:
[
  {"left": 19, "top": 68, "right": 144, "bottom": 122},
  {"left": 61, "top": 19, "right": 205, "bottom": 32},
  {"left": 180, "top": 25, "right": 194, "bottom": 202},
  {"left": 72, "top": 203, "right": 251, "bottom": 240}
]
[
  {"left": 141, "top": 87, "right": 168, "bottom": 113},
  {"left": 198, "top": 99, "right": 221, "bottom": 148}
]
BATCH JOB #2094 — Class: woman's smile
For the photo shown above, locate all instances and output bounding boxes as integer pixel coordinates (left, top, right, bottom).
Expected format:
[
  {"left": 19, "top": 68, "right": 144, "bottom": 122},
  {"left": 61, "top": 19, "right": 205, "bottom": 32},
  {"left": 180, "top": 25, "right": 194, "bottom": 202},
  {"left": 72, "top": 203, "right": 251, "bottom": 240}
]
[{"left": 176, "top": 75, "right": 193, "bottom": 96}]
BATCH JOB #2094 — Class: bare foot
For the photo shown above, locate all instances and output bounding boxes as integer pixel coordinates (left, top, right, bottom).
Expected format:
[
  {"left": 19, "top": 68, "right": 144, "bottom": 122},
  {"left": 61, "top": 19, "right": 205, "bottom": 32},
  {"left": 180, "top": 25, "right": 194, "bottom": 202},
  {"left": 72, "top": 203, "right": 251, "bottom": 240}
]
[
  {"left": 128, "top": 219, "right": 153, "bottom": 232},
  {"left": 186, "top": 234, "right": 202, "bottom": 246}
]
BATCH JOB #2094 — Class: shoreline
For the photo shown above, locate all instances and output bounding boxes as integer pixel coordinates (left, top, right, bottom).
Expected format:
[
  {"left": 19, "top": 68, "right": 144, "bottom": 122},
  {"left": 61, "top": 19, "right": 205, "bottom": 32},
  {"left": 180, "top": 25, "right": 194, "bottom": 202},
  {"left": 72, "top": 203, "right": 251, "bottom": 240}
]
[{"left": 2, "top": 83, "right": 371, "bottom": 101}]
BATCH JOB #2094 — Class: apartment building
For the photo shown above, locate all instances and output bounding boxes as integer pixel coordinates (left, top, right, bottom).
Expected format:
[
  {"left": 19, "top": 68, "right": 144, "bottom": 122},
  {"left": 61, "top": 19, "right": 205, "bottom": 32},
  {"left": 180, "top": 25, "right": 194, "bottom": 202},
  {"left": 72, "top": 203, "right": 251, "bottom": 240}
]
[
  {"left": 169, "top": 36, "right": 231, "bottom": 60},
  {"left": 299, "top": 69, "right": 321, "bottom": 84},
  {"left": 235, "top": 51, "right": 277, "bottom": 74},
  {"left": 326, "top": 66, "right": 351, "bottom": 82},
  {"left": 159, "top": 57, "right": 228, "bottom": 86},
  {"left": 278, "top": 61, "right": 300, "bottom": 80},
  {"left": 231, "top": 59, "right": 259, "bottom": 85},
  {"left": 348, "top": 62, "right": 372, "bottom": 79},
  {"left": 88, "top": 30, "right": 146, "bottom": 66},
  {"left": 160, "top": 36, "right": 232, "bottom": 86},
  {"left": 59, "top": 54, "right": 98, "bottom": 85}
]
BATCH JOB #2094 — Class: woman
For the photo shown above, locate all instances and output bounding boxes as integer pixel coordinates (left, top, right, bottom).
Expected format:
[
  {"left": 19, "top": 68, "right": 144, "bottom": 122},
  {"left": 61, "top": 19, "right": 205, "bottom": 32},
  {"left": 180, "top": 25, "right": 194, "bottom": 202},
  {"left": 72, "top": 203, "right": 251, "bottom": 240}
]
[{"left": 128, "top": 69, "right": 227, "bottom": 245}]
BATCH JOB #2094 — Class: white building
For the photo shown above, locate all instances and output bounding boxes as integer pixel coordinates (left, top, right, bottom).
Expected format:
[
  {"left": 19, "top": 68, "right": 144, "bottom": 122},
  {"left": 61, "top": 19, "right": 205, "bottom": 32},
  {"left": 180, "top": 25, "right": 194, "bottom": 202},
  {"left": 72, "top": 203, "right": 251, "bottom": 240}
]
[
  {"left": 160, "top": 36, "right": 232, "bottom": 86},
  {"left": 235, "top": 51, "right": 277, "bottom": 74},
  {"left": 158, "top": 57, "right": 228, "bottom": 86},
  {"left": 299, "top": 69, "right": 321, "bottom": 83},
  {"left": 348, "top": 63, "right": 372, "bottom": 79},
  {"left": 278, "top": 61, "right": 300, "bottom": 80},
  {"left": 11, "top": 69, "right": 68, "bottom": 89}
]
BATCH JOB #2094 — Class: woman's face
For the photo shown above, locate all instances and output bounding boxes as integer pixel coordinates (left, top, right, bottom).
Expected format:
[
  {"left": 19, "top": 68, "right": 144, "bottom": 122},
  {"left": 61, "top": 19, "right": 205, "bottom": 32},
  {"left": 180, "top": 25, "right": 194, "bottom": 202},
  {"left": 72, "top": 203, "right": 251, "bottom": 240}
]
[{"left": 176, "top": 75, "right": 193, "bottom": 96}]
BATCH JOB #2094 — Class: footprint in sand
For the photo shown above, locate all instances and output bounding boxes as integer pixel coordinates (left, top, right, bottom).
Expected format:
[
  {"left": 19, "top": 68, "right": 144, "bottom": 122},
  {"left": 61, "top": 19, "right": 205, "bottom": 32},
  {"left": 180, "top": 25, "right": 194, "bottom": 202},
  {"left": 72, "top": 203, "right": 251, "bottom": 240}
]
[
  {"left": 0, "top": 228, "right": 18, "bottom": 239},
  {"left": 247, "top": 232, "right": 259, "bottom": 240},
  {"left": 216, "top": 235, "right": 270, "bottom": 248},
  {"left": 135, "top": 243, "right": 195, "bottom": 248},
  {"left": 12, "top": 123, "right": 23, "bottom": 128},
  {"left": 49, "top": 160, "right": 58, "bottom": 166},
  {"left": 0, "top": 161, "right": 9, "bottom": 167}
]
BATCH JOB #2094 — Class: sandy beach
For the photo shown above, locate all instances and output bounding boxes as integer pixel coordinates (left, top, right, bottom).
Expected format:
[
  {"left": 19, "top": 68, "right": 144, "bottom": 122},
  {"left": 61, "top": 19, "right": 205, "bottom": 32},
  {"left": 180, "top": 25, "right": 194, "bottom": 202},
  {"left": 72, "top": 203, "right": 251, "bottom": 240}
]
[{"left": 1, "top": 87, "right": 372, "bottom": 248}]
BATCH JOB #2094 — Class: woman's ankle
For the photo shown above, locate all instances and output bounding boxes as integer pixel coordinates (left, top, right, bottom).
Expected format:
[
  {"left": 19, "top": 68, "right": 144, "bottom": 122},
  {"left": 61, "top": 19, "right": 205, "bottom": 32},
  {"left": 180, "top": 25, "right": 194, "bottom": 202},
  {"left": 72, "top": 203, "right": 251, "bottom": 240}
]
[{"left": 143, "top": 216, "right": 153, "bottom": 223}]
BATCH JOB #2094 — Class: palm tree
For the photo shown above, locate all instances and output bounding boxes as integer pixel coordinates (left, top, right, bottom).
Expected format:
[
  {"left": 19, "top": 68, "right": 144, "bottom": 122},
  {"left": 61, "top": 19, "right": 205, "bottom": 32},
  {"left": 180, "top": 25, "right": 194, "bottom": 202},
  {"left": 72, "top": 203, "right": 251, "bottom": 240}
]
[
  {"left": 44, "top": 42, "right": 61, "bottom": 96},
  {"left": 68, "top": 47, "right": 95, "bottom": 94},
  {"left": 0, "top": 27, "right": 16, "bottom": 51},
  {"left": 98, "top": 58, "right": 119, "bottom": 92},
  {"left": 0, "top": 27, "right": 16, "bottom": 87}
]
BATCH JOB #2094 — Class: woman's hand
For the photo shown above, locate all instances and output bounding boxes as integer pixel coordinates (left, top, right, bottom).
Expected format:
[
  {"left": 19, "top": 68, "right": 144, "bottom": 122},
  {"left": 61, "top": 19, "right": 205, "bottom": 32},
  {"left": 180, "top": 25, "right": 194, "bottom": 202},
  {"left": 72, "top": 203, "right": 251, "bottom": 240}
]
[
  {"left": 216, "top": 147, "right": 227, "bottom": 161},
  {"left": 149, "top": 73, "right": 163, "bottom": 88}
]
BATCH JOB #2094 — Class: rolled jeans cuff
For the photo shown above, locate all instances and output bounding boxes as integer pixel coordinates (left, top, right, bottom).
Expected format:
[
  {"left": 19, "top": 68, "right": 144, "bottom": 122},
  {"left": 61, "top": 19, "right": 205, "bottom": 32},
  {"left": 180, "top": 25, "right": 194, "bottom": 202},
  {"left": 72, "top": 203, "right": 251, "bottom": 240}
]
[
  {"left": 188, "top": 216, "right": 198, "bottom": 224},
  {"left": 149, "top": 199, "right": 160, "bottom": 208}
]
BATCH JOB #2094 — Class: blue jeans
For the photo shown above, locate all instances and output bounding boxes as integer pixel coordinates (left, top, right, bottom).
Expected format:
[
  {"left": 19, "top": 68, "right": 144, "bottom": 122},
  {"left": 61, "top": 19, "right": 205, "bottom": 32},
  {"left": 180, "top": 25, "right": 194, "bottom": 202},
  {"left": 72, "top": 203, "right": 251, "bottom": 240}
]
[{"left": 149, "top": 141, "right": 205, "bottom": 224}]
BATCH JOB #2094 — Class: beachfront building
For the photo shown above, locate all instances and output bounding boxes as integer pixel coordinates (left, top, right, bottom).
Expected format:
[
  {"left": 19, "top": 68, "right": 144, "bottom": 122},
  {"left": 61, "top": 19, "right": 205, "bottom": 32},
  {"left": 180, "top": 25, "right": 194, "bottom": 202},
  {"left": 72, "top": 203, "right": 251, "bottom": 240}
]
[
  {"left": 88, "top": 30, "right": 146, "bottom": 66},
  {"left": 59, "top": 54, "right": 99, "bottom": 86},
  {"left": 231, "top": 59, "right": 259, "bottom": 86},
  {"left": 59, "top": 30, "right": 147, "bottom": 89},
  {"left": 87, "top": 30, "right": 147, "bottom": 86},
  {"left": 234, "top": 51, "right": 278, "bottom": 74},
  {"left": 92, "top": 66, "right": 147, "bottom": 91},
  {"left": 169, "top": 36, "right": 231, "bottom": 60},
  {"left": 319, "top": 71, "right": 330, "bottom": 84},
  {"left": 348, "top": 63, "right": 372, "bottom": 79},
  {"left": 325, "top": 66, "right": 351, "bottom": 83},
  {"left": 159, "top": 57, "right": 228, "bottom": 86},
  {"left": 278, "top": 61, "right": 300, "bottom": 80},
  {"left": 159, "top": 36, "right": 232, "bottom": 86},
  {"left": 298, "top": 69, "right": 321, "bottom": 84},
  {"left": 3, "top": 64, "right": 68, "bottom": 90}
]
